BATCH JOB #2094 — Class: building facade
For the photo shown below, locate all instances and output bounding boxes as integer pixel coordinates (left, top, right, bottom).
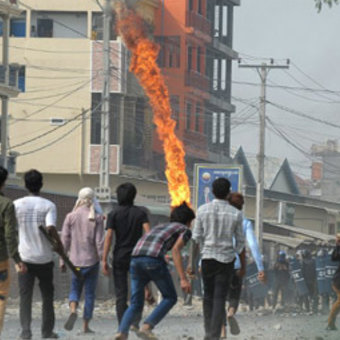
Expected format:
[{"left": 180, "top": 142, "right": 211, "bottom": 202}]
[{"left": 3, "top": 0, "right": 239, "bottom": 200}]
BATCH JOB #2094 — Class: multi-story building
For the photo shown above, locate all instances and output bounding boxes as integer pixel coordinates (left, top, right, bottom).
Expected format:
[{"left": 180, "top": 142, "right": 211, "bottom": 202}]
[
  {"left": 154, "top": 0, "right": 238, "bottom": 168},
  {"left": 3, "top": 0, "right": 239, "bottom": 201}
]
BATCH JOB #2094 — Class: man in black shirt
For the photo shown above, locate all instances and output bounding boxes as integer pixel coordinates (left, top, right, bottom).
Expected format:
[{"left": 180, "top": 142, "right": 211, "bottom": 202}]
[{"left": 102, "top": 183, "right": 150, "bottom": 328}]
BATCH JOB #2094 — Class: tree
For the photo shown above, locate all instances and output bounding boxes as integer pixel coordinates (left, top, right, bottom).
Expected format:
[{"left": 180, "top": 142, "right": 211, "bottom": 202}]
[{"left": 315, "top": 0, "right": 339, "bottom": 11}]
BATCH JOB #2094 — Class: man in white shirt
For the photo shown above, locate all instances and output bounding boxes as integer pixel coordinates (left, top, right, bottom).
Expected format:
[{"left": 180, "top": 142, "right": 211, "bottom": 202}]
[
  {"left": 14, "top": 169, "right": 62, "bottom": 339},
  {"left": 189, "top": 178, "right": 246, "bottom": 340}
]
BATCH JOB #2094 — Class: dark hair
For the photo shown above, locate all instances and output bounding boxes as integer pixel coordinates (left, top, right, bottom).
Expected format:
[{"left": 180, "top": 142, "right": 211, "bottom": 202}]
[
  {"left": 170, "top": 202, "right": 195, "bottom": 225},
  {"left": 24, "top": 169, "right": 43, "bottom": 194},
  {"left": 116, "top": 182, "right": 137, "bottom": 205},
  {"left": 0, "top": 166, "right": 8, "bottom": 187},
  {"left": 212, "top": 178, "right": 231, "bottom": 199}
]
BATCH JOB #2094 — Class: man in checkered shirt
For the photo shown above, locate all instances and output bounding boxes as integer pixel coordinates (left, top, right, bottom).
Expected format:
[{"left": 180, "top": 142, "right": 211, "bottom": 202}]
[
  {"left": 190, "top": 178, "right": 246, "bottom": 340},
  {"left": 115, "top": 202, "right": 195, "bottom": 340}
]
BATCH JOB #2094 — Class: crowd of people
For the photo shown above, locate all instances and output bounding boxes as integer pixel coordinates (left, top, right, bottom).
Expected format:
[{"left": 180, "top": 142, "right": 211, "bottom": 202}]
[{"left": 1, "top": 166, "right": 340, "bottom": 340}]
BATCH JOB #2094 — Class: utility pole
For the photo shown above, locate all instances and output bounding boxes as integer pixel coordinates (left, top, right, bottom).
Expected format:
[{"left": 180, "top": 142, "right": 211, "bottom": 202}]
[
  {"left": 95, "top": 0, "right": 112, "bottom": 210},
  {"left": 1, "top": 15, "right": 9, "bottom": 168},
  {"left": 239, "top": 60, "right": 289, "bottom": 250}
]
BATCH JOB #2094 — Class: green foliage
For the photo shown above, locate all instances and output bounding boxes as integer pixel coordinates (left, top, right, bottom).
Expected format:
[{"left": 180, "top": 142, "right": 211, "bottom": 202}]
[{"left": 315, "top": 0, "right": 339, "bottom": 12}]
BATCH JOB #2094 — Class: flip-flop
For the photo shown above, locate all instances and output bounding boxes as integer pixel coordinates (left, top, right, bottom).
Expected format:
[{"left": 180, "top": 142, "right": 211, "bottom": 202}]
[
  {"left": 64, "top": 312, "right": 77, "bottom": 331},
  {"left": 228, "top": 315, "right": 240, "bottom": 335}
]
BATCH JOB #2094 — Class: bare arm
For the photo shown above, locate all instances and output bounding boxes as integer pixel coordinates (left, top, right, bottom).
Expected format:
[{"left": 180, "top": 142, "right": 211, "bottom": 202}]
[
  {"left": 102, "top": 229, "right": 113, "bottom": 275},
  {"left": 172, "top": 236, "right": 191, "bottom": 294},
  {"left": 143, "top": 222, "right": 150, "bottom": 234},
  {"left": 187, "top": 239, "right": 200, "bottom": 277}
]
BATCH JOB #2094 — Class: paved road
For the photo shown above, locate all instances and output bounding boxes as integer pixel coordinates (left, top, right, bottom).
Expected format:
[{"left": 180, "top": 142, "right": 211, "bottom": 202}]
[{"left": 2, "top": 301, "right": 340, "bottom": 340}]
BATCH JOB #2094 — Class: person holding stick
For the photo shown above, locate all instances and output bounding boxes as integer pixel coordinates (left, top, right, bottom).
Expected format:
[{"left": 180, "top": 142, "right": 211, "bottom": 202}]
[{"left": 14, "top": 169, "right": 63, "bottom": 339}]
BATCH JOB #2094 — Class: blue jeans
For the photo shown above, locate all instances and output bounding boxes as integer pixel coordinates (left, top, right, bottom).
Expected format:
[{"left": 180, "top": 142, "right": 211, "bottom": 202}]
[
  {"left": 69, "top": 262, "right": 99, "bottom": 320},
  {"left": 119, "top": 256, "right": 177, "bottom": 334}
]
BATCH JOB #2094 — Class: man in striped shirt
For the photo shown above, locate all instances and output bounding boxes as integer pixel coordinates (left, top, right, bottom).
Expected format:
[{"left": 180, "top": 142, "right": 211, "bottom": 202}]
[
  {"left": 115, "top": 202, "right": 195, "bottom": 340},
  {"left": 190, "top": 178, "right": 245, "bottom": 340}
]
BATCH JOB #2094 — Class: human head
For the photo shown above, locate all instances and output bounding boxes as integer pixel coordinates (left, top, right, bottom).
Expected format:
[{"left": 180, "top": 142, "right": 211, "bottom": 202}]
[
  {"left": 116, "top": 182, "right": 137, "bottom": 206},
  {"left": 74, "top": 187, "right": 96, "bottom": 219},
  {"left": 0, "top": 166, "right": 8, "bottom": 189},
  {"left": 278, "top": 250, "right": 286, "bottom": 262},
  {"left": 24, "top": 169, "right": 43, "bottom": 194},
  {"left": 212, "top": 178, "right": 231, "bottom": 199},
  {"left": 228, "top": 192, "right": 244, "bottom": 211},
  {"left": 170, "top": 202, "right": 195, "bottom": 227}
]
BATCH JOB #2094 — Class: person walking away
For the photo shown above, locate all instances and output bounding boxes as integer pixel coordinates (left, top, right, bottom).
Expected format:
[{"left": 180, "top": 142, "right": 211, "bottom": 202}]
[
  {"left": 114, "top": 202, "right": 195, "bottom": 340},
  {"left": 189, "top": 178, "right": 246, "bottom": 340},
  {"left": 102, "top": 182, "right": 150, "bottom": 331},
  {"left": 221, "top": 192, "right": 266, "bottom": 338},
  {"left": 0, "top": 166, "right": 26, "bottom": 336},
  {"left": 272, "top": 250, "right": 290, "bottom": 310},
  {"left": 327, "top": 233, "right": 340, "bottom": 330},
  {"left": 61, "top": 187, "right": 104, "bottom": 333},
  {"left": 14, "top": 169, "right": 63, "bottom": 339}
]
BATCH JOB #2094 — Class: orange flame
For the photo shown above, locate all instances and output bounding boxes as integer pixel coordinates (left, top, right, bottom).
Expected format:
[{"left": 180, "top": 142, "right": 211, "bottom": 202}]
[{"left": 115, "top": 4, "right": 190, "bottom": 207}]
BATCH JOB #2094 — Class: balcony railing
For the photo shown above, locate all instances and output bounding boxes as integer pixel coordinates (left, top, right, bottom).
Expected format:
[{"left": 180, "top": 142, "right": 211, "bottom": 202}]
[
  {"left": 186, "top": 11, "right": 211, "bottom": 36},
  {"left": 185, "top": 70, "right": 209, "bottom": 92}
]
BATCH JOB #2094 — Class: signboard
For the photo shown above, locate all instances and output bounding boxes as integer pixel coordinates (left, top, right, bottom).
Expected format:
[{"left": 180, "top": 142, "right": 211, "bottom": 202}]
[{"left": 193, "top": 164, "right": 243, "bottom": 210}]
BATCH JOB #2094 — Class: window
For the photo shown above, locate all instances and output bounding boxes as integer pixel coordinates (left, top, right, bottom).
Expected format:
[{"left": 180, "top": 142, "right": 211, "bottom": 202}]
[
  {"left": 186, "top": 102, "right": 192, "bottom": 130},
  {"left": 37, "top": 18, "right": 53, "bottom": 37},
  {"left": 197, "top": 47, "right": 201, "bottom": 73},
  {"left": 198, "top": 0, "right": 203, "bottom": 15},
  {"left": 222, "top": 6, "right": 228, "bottom": 37},
  {"left": 220, "top": 112, "right": 225, "bottom": 143},
  {"left": 18, "top": 66, "right": 25, "bottom": 92},
  {"left": 212, "top": 112, "right": 218, "bottom": 143},
  {"left": 10, "top": 13, "right": 26, "bottom": 37},
  {"left": 195, "top": 103, "right": 201, "bottom": 132},
  {"left": 187, "top": 46, "right": 193, "bottom": 71},
  {"left": 214, "top": 5, "right": 220, "bottom": 37},
  {"left": 213, "top": 58, "right": 219, "bottom": 91},
  {"left": 92, "top": 12, "right": 116, "bottom": 40},
  {"left": 221, "top": 59, "right": 226, "bottom": 90},
  {"left": 171, "top": 96, "right": 180, "bottom": 128},
  {"left": 189, "top": 0, "right": 194, "bottom": 11}
]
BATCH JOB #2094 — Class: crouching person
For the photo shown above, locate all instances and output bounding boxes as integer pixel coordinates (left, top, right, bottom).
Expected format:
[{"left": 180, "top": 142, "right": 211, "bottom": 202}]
[{"left": 115, "top": 202, "right": 195, "bottom": 340}]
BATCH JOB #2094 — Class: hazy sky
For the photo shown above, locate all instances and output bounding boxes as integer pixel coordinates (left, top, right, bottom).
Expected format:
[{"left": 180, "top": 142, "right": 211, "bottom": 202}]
[{"left": 231, "top": 0, "right": 340, "bottom": 178}]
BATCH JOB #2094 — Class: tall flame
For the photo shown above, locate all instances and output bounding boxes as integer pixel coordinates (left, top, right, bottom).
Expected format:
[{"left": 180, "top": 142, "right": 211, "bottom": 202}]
[{"left": 115, "top": 3, "right": 190, "bottom": 207}]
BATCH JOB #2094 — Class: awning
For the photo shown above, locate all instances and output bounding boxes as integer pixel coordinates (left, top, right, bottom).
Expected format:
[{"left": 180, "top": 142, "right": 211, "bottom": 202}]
[
  {"left": 265, "top": 221, "right": 334, "bottom": 242},
  {"left": 263, "top": 232, "right": 305, "bottom": 249}
]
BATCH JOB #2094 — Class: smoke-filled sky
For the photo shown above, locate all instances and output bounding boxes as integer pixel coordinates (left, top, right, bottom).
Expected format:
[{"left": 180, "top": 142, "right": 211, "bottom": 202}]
[{"left": 231, "top": 0, "right": 340, "bottom": 178}]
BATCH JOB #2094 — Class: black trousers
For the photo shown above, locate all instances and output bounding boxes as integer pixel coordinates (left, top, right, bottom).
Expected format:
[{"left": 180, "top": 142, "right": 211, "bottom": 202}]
[
  {"left": 113, "top": 263, "right": 141, "bottom": 327},
  {"left": 228, "top": 271, "right": 243, "bottom": 311},
  {"left": 18, "top": 261, "right": 55, "bottom": 338},
  {"left": 201, "top": 259, "right": 234, "bottom": 340}
]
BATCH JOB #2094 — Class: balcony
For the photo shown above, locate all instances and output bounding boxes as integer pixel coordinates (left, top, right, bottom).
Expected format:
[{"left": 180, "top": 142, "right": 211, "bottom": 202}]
[
  {"left": 185, "top": 70, "right": 209, "bottom": 92},
  {"left": 0, "top": 0, "right": 22, "bottom": 16},
  {"left": 0, "top": 64, "right": 21, "bottom": 97},
  {"left": 186, "top": 11, "right": 211, "bottom": 37}
]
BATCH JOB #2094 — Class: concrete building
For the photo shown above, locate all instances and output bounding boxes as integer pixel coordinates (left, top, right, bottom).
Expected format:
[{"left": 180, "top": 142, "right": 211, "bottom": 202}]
[
  {"left": 3, "top": 0, "right": 239, "bottom": 199},
  {"left": 310, "top": 139, "right": 340, "bottom": 204}
]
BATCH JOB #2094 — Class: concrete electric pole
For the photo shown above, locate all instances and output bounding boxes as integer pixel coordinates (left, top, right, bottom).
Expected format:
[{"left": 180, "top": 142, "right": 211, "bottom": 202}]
[
  {"left": 239, "top": 61, "right": 289, "bottom": 250},
  {"left": 1, "top": 15, "right": 10, "bottom": 168},
  {"left": 95, "top": 0, "right": 112, "bottom": 211}
]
